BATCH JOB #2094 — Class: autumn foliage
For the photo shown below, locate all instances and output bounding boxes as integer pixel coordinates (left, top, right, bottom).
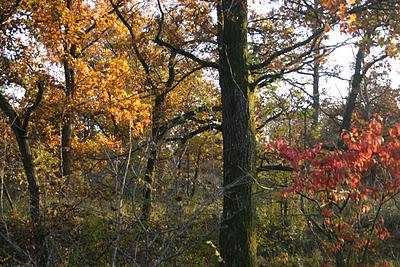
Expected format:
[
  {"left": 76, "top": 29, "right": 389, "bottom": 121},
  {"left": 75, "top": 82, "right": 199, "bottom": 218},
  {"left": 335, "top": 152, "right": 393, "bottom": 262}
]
[
  {"left": 270, "top": 116, "right": 400, "bottom": 265},
  {"left": 1, "top": 0, "right": 400, "bottom": 266}
]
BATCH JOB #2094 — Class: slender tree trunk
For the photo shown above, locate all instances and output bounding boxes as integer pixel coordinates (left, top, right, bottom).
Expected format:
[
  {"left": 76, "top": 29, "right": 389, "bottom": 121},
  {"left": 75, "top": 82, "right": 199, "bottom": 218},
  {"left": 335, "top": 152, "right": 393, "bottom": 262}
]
[
  {"left": 360, "top": 81, "right": 371, "bottom": 121},
  {"left": 341, "top": 46, "right": 364, "bottom": 131},
  {"left": 0, "top": 153, "right": 5, "bottom": 214},
  {"left": 14, "top": 130, "right": 47, "bottom": 266},
  {"left": 61, "top": 0, "right": 76, "bottom": 180},
  {"left": 312, "top": 64, "right": 320, "bottom": 124},
  {"left": 312, "top": 0, "right": 321, "bottom": 127},
  {"left": 0, "top": 93, "right": 47, "bottom": 266},
  {"left": 141, "top": 95, "right": 163, "bottom": 223},
  {"left": 141, "top": 142, "right": 156, "bottom": 223},
  {"left": 312, "top": 47, "right": 320, "bottom": 126},
  {"left": 218, "top": 0, "right": 257, "bottom": 266},
  {"left": 338, "top": 46, "right": 364, "bottom": 148},
  {"left": 61, "top": 50, "right": 75, "bottom": 180}
]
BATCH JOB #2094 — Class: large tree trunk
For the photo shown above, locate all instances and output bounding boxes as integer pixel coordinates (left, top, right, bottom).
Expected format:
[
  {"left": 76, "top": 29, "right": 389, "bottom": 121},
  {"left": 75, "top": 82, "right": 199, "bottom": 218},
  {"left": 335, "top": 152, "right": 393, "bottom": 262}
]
[{"left": 218, "top": 0, "right": 257, "bottom": 266}]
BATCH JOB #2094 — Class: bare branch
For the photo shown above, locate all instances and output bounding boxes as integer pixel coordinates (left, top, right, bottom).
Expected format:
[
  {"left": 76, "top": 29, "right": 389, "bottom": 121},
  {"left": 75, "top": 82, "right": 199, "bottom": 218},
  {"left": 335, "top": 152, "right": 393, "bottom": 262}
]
[
  {"left": 249, "top": 28, "right": 324, "bottom": 71},
  {"left": 257, "top": 165, "right": 293, "bottom": 172}
]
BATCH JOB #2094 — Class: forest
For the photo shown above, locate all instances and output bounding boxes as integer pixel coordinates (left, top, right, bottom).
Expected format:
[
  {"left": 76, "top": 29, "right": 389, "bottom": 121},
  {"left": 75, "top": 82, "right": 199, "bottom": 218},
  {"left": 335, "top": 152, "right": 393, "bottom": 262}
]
[{"left": 1, "top": 0, "right": 400, "bottom": 266}]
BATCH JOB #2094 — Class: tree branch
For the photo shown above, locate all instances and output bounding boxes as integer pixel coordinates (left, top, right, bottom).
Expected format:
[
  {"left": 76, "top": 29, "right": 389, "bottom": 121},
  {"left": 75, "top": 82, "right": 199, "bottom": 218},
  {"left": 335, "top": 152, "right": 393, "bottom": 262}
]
[
  {"left": 153, "top": 0, "right": 218, "bottom": 69},
  {"left": 156, "top": 105, "right": 221, "bottom": 140},
  {"left": 22, "top": 79, "right": 45, "bottom": 130},
  {"left": 257, "top": 165, "right": 293, "bottom": 172},
  {"left": 249, "top": 28, "right": 324, "bottom": 71}
]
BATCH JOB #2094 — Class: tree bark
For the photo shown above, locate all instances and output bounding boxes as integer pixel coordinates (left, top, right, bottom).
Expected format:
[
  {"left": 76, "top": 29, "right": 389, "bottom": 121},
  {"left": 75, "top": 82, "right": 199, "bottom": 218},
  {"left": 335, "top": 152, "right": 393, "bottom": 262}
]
[
  {"left": 312, "top": 0, "right": 321, "bottom": 127},
  {"left": 360, "top": 81, "right": 371, "bottom": 121},
  {"left": 0, "top": 86, "right": 47, "bottom": 266},
  {"left": 61, "top": 0, "right": 76, "bottom": 179},
  {"left": 338, "top": 46, "right": 364, "bottom": 148},
  {"left": 61, "top": 59, "right": 74, "bottom": 179},
  {"left": 218, "top": 0, "right": 257, "bottom": 266},
  {"left": 141, "top": 95, "right": 163, "bottom": 223},
  {"left": 13, "top": 125, "right": 47, "bottom": 266},
  {"left": 141, "top": 134, "right": 157, "bottom": 223},
  {"left": 312, "top": 60, "right": 320, "bottom": 126},
  {"left": 341, "top": 46, "right": 364, "bottom": 131}
]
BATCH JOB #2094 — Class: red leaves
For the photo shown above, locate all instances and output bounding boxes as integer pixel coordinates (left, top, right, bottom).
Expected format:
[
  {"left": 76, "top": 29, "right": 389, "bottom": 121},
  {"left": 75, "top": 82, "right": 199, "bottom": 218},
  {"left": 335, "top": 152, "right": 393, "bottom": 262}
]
[
  {"left": 389, "top": 128, "right": 396, "bottom": 138},
  {"left": 267, "top": 116, "right": 400, "bottom": 264},
  {"left": 321, "top": 208, "right": 334, "bottom": 218},
  {"left": 377, "top": 219, "right": 390, "bottom": 240},
  {"left": 270, "top": 118, "right": 400, "bottom": 191},
  {"left": 388, "top": 123, "right": 400, "bottom": 138},
  {"left": 378, "top": 227, "right": 390, "bottom": 240}
]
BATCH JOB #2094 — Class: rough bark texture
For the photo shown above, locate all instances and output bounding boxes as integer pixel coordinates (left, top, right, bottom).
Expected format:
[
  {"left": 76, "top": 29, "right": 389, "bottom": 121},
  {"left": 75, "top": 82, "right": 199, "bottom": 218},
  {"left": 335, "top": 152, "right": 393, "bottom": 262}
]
[{"left": 218, "top": 0, "right": 257, "bottom": 266}]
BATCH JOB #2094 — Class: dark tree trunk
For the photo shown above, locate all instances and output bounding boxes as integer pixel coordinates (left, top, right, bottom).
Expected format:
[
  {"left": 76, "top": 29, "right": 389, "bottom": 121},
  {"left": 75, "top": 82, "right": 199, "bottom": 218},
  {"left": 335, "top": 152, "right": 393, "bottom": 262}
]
[
  {"left": 312, "top": 47, "right": 320, "bottom": 126},
  {"left": 61, "top": 0, "right": 76, "bottom": 179},
  {"left": 141, "top": 95, "right": 163, "bottom": 223},
  {"left": 0, "top": 88, "right": 47, "bottom": 266},
  {"left": 61, "top": 48, "right": 75, "bottom": 180},
  {"left": 13, "top": 128, "right": 47, "bottom": 266},
  {"left": 312, "top": 0, "right": 321, "bottom": 127},
  {"left": 335, "top": 251, "right": 346, "bottom": 267},
  {"left": 360, "top": 81, "right": 371, "bottom": 121},
  {"left": 141, "top": 141, "right": 156, "bottom": 223},
  {"left": 61, "top": 119, "right": 72, "bottom": 178},
  {"left": 338, "top": 46, "right": 364, "bottom": 148},
  {"left": 218, "top": 0, "right": 257, "bottom": 266}
]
